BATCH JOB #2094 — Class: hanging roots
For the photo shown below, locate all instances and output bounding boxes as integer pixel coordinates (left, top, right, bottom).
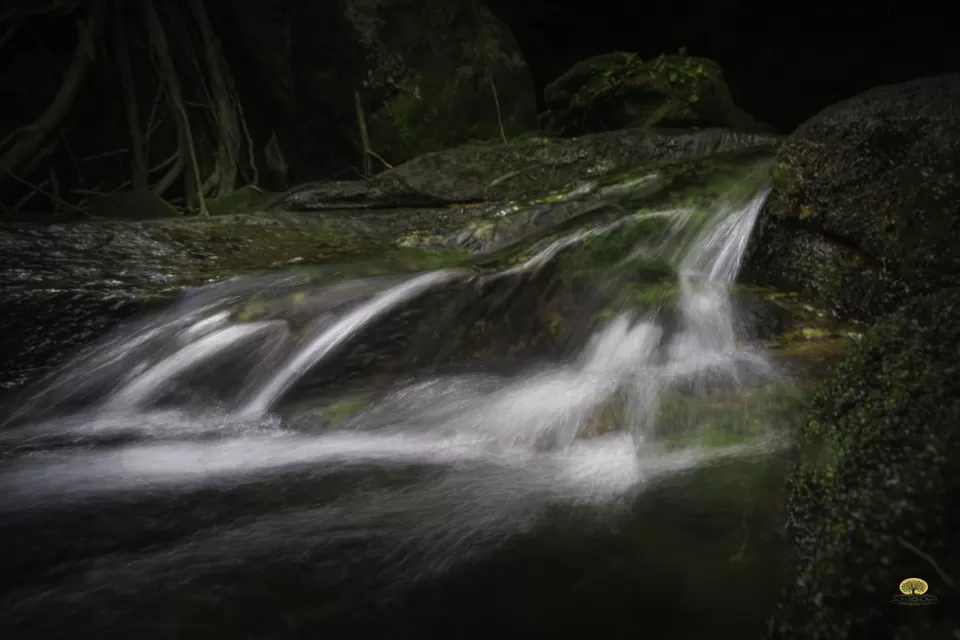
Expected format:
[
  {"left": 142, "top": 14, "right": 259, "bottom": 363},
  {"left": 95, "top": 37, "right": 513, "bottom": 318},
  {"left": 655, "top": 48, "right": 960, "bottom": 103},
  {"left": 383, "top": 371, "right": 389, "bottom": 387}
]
[{"left": 2, "top": 0, "right": 259, "bottom": 215}]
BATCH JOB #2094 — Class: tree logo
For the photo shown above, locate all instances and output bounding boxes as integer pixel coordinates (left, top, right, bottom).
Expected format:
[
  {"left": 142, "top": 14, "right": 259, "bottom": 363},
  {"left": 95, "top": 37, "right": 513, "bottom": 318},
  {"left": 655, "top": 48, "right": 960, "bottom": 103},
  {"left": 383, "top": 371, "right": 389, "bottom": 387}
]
[
  {"left": 899, "top": 578, "right": 928, "bottom": 595},
  {"left": 891, "top": 577, "right": 937, "bottom": 606}
]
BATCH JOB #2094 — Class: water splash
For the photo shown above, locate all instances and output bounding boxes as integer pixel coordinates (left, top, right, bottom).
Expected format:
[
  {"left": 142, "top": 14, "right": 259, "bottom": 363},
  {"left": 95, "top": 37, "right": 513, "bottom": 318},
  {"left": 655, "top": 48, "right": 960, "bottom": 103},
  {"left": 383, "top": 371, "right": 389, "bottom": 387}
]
[
  {"left": 105, "top": 321, "right": 287, "bottom": 410},
  {"left": 236, "top": 269, "right": 469, "bottom": 418}
]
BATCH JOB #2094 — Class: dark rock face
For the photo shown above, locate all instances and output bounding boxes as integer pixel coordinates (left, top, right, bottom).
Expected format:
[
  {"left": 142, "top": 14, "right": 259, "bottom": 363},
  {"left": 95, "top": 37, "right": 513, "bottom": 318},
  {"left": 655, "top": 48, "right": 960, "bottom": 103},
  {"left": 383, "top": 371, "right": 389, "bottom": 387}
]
[
  {"left": 771, "top": 288, "right": 960, "bottom": 639},
  {"left": 540, "top": 52, "right": 768, "bottom": 138},
  {"left": 745, "top": 73, "right": 960, "bottom": 322},
  {"left": 210, "top": 0, "right": 537, "bottom": 179}
]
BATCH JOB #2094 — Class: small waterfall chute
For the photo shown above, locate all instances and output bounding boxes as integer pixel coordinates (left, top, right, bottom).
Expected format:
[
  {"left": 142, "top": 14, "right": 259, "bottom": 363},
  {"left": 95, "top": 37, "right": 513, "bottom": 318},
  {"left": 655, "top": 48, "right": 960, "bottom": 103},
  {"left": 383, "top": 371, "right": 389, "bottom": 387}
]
[{"left": 3, "top": 160, "right": 784, "bottom": 462}]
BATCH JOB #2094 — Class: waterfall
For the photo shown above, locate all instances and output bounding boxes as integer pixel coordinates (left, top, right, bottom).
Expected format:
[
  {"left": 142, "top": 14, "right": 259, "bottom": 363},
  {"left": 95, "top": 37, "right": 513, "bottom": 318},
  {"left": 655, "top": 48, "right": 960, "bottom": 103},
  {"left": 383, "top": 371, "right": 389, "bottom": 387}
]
[{"left": 0, "top": 163, "right": 792, "bottom": 639}]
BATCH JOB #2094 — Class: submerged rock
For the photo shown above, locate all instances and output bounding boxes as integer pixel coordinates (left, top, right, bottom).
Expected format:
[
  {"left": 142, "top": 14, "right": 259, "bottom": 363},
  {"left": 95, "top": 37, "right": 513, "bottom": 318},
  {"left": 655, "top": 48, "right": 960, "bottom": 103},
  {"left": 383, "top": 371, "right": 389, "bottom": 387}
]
[
  {"left": 541, "top": 52, "right": 769, "bottom": 138},
  {"left": 772, "top": 288, "right": 960, "bottom": 639},
  {"left": 745, "top": 73, "right": 960, "bottom": 322}
]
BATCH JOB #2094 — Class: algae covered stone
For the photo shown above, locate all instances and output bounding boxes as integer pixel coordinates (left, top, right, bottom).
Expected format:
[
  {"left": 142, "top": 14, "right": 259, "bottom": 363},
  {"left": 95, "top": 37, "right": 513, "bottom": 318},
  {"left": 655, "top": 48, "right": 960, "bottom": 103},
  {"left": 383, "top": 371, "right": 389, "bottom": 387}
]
[
  {"left": 746, "top": 74, "right": 960, "bottom": 322},
  {"left": 771, "top": 288, "right": 960, "bottom": 639},
  {"left": 541, "top": 52, "right": 767, "bottom": 137}
]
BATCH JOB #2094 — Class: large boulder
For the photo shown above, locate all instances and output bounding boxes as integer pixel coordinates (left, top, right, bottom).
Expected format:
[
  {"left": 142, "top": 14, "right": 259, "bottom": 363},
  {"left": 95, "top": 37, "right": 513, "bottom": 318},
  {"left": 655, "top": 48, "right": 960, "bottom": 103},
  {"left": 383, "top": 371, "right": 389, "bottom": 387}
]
[
  {"left": 541, "top": 52, "right": 768, "bottom": 138},
  {"left": 745, "top": 74, "right": 960, "bottom": 322},
  {"left": 771, "top": 288, "right": 960, "bottom": 639},
  {"left": 209, "top": 0, "right": 537, "bottom": 179}
]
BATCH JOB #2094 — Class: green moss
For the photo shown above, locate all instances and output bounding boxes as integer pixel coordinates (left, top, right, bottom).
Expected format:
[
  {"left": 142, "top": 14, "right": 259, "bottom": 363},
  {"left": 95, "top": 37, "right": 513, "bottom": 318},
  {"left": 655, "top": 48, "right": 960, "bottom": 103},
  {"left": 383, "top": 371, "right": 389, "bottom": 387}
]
[
  {"left": 369, "top": 60, "right": 536, "bottom": 165},
  {"left": 597, "top": 280, "right": 678, "bottom": 320},
  {"left": 320, "top": 394, "right": 373, "bottom": 425},
  {"left": 371, "top": 70, "right": 424, "bottom": 161},
  {"left": 235, "top": 301, "right": 266, "bottom": 322}
]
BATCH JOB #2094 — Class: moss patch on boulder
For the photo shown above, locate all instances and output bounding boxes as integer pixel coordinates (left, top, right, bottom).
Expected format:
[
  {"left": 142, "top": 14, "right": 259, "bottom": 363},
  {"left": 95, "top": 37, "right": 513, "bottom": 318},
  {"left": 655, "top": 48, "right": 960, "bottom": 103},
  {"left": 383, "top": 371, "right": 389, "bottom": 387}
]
[{"left": 771, "top": 288, "right": 960, "bottom": 639}]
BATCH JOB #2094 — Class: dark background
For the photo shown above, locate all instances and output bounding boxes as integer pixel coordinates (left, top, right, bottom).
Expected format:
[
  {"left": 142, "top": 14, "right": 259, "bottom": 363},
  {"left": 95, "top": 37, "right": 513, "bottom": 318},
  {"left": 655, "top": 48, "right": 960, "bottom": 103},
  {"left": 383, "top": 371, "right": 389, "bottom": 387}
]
[{"left": 485, "top": 1, "right": 958, "bottom": 130}]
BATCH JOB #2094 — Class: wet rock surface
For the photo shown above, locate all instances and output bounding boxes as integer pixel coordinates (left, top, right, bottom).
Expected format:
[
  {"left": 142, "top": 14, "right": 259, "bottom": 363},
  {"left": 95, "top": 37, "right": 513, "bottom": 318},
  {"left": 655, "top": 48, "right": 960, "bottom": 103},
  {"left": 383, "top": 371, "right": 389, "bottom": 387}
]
[{"left": 276, "top": 127, "right": 781, "bottom": 210}]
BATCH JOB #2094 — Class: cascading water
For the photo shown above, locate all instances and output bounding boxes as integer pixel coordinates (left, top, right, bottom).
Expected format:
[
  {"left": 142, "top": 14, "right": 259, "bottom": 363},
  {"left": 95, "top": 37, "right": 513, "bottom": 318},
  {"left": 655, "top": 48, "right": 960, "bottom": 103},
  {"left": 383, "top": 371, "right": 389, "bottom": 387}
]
[{"left": 0, "top": 162, "right": 797, "bottom": 639}]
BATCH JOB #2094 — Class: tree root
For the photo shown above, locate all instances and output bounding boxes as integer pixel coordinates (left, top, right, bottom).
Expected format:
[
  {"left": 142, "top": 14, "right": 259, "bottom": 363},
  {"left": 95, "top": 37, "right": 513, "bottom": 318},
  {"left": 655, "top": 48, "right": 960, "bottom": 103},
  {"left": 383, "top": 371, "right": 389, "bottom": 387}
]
[
  {"left": 113, "top": 0, "right": 147, "bottom": 190},
  {"left": 0, "top": 0, "right": 106, "bottom": 178},
  {"left": 237, "top": 96, "right": 258, "bottom": 186},
  {"left": 355, "top": 91, "right": 372, "bottom": 178},
  {"left": 151, "top": 150, "right": 184, "bottom": 197},
  {"left": 12, "top": 177, "right": 50, "bottom": 212},
  {"left": 187, "top": 0, "right": 240, "bottom": 197},
  {"left": 7, "top": 171, "right": 82, "bottom": 212},
  {"left": 486, "top": 68, "right": 508, "bottom": 144},
  {"left": 138, "top": 0, "right": 207, "bottom": 215},
  {"left": 2, "top": 0, "right": 261, "bottom": 214}
]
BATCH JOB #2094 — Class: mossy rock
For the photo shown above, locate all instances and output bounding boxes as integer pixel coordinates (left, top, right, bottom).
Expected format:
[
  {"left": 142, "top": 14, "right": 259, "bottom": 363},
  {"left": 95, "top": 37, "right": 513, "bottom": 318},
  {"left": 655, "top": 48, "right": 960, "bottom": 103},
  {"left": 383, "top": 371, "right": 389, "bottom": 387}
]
[
  {"left": 771, "top": 288, "right": 960, "bottom": 639},
  {"left": 361, "top": 0, "right": 538, "bottom": 165},
  {"left": 541, "top": 52, "right": 768, "bottom": 138},
  {"left": 275, "top": 128, "right": 781, "bottom": 212},
  {"left": 745, "top": 74, "right": 960, "bottom": 322}
]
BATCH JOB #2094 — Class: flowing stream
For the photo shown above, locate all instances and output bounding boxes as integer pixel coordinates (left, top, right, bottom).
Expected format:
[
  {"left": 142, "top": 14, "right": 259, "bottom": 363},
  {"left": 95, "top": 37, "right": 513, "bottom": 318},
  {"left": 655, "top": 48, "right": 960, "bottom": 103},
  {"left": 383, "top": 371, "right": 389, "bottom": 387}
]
[{"left": 0, "top": 164, "right": 799, "bottom": 638}]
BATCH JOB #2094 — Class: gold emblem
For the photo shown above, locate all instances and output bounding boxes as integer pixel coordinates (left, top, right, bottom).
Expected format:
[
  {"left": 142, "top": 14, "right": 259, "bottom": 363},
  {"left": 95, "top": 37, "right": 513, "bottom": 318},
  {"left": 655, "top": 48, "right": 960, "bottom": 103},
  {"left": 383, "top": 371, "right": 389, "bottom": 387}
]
[{"left": 899, "top": 578, "right": 929, "bottom": 595}]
